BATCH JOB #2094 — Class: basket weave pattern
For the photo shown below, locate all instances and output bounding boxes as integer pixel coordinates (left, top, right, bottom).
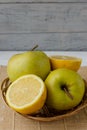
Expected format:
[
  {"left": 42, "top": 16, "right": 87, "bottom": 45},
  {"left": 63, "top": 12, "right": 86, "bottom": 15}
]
[{"left": 1, "top": 77, "right": 87, "bottom": 122}]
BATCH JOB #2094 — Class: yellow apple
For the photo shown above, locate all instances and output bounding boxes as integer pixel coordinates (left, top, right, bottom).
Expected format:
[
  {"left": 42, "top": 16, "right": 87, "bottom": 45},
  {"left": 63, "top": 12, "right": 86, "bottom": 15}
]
[
  {"left": 45, "top": 68, "right": 85, "bottom": 111},
  {"left": 7, "top": 51, "right": 51, "bottom": 82}
]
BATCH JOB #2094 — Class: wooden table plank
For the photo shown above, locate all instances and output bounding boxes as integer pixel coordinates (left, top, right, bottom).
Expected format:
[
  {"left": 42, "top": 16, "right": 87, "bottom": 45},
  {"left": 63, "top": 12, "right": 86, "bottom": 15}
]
[
  {"left": 0, "top": 4, "right": 86, "bottom": 33},
  {"left": 0, "top": 33, "right": 87, "bottom": 51},
  {"left": 0, "top": 0, "right": 87, "bottom": 3}
]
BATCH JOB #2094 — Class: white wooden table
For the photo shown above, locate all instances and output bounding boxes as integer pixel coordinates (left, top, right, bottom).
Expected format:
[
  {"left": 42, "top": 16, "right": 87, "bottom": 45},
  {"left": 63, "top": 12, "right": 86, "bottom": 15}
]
[{"left": 0, "top": 51, "right": 87, "bottom": 66}]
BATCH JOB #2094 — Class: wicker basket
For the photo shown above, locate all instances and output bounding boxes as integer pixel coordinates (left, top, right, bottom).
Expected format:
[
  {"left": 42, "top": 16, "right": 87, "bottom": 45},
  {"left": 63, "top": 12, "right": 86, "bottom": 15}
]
[{"left": 1, "top": 77, "right": 87, "bottom": 122}]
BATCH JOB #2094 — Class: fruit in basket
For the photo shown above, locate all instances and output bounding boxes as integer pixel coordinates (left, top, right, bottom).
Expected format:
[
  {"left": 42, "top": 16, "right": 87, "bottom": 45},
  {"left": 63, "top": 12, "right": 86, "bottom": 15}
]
[
  {"left": 7, "top": 51, "right": 51, "bottom": 82},
  {"left": 45, "top": 68, "right": 85, "bottom": 111},
  {"left": 6, "top": 74, "right": 47, "bottom": 114},
  {"left": 49, "top": 55, "right": 82, "bottom": 71}
]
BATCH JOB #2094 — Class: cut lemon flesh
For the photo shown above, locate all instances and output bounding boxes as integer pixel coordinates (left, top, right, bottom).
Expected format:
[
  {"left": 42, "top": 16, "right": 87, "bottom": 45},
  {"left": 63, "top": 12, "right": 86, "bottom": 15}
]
[
  {"left": 49, "top": 55, "right": 82, "bottom": 71},
  {"left": 6, "top": 74, "right": 47, "bottom": 114}
]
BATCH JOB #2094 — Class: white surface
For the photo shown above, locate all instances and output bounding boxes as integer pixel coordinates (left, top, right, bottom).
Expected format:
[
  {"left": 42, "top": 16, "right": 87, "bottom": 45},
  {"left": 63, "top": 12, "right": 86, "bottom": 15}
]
[{"left": 0, "top": 51, "right": 87, "bottom": 66}]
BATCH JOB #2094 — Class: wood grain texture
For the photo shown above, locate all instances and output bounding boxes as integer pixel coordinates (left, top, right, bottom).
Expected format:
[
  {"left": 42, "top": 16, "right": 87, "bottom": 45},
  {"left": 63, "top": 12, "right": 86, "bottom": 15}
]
[
  {"left": 0, "top": 0, "right": 87, "bottom": 3},
  {"left": 0, "top": 3, "right": 87, "bottom": 33},
  {"left": 0, "top": 33, "right": 87, "bottom": 51},
  {"left": 0, "top": 2, "right": 86, "bottom": 51}
]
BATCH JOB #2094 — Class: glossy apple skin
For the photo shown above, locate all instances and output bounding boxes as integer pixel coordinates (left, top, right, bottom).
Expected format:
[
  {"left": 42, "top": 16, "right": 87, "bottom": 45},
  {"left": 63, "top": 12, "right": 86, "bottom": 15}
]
[
  {"left": 7, "top": 51, "right": 51, "bottom": 82},
  {"left": 45, "top": 68, "right": 85, "bottom": 110}
]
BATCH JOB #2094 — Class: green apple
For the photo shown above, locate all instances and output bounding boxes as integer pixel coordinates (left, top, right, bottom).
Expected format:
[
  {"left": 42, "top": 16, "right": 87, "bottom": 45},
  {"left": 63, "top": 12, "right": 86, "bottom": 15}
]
[
  {"left": 7, "top": 51, "right": 51, "bottom": 82},
  {"left": 45, "top": 68, "right": 85, "bottom": 111}
]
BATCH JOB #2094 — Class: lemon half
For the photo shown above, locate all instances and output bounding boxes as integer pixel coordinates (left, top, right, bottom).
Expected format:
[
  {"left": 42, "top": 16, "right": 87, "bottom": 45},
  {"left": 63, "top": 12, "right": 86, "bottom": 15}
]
[
  {"left": 49, "top": 55, "right": 82, "bottom": 71},
  {"left": 6, "top": 74, "right": 47, "bottom": 114}
]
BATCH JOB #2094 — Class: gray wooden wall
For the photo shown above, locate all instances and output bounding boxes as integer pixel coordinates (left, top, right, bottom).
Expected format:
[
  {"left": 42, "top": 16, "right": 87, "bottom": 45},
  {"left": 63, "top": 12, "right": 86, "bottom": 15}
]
[{"left": 0, "top": 0, "right": 87, "bottom": 51}]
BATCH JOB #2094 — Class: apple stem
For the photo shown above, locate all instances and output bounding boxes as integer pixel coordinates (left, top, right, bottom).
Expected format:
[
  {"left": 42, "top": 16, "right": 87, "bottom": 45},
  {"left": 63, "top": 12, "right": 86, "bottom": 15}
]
[
  {"left": 64, "top": 87, "right": 73, "bottom": 100},
  {"left": 31, "top": 45, "right": 39, "bottom": 51}
]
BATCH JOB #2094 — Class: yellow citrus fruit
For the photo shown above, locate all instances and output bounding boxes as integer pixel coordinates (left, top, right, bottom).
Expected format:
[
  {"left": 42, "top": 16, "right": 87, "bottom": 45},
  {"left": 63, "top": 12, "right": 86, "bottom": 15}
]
[
  {"left": 49, "top": 55, "right": 82, "bottom": 71},
  {"left": 6, "top": 74, "right": 47, "bottom": 114}
]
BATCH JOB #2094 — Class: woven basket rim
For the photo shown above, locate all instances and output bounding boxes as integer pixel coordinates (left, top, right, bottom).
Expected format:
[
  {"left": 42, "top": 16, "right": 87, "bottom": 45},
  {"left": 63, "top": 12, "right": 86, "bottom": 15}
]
[{"left": 1, "top": 77, "right": 87, "bottom": 122}]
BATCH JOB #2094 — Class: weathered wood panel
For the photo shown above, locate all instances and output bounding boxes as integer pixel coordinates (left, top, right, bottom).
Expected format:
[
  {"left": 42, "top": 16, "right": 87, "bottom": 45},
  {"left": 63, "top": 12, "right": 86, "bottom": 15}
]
[
  {"left": 0, "top": 33, "right": 87, "bottom": 51},
  {"left": 0, "top": 2, "right": 86, "bottom": 51},
  {"left": 0, "top": 4, "right": 87, "bottom": 33},
  {"left": 0, "top": 0, "right": 87, "bottom": 3}
]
